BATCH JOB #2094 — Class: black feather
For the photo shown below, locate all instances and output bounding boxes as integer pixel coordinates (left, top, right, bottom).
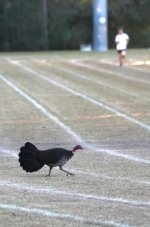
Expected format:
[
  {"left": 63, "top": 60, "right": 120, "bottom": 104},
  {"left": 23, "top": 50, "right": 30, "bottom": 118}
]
[
  {"left": 18, "top": 142, "right": 44, "bottom": 172},
  {"left": 18, "top": 142, "right": 82, "bottom": 176}
]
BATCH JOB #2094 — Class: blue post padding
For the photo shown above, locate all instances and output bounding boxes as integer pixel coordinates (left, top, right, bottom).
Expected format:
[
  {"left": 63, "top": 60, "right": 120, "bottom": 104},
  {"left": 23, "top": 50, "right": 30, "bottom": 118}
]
[{"left": 93, "top": 0, "right": 108, "bottom": 51}]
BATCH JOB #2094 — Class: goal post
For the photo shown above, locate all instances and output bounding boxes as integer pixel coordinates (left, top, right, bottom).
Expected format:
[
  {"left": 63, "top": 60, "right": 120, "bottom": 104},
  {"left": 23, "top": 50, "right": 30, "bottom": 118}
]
[{"left": 93, "top": 0, "right": 108, "bottom": 51}]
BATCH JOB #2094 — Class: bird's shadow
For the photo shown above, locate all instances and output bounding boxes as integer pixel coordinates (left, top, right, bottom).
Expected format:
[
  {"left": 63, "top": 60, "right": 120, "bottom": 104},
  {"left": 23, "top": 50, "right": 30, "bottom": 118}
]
[{"left": 19, "top": 172, "right": 74, "bottom": 180}]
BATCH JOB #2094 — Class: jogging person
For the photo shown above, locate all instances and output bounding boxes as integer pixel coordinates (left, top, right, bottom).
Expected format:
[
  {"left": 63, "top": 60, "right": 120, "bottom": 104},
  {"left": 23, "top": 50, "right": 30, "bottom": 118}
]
[{"left": 115, "top": 27, "right": 129, "bottom": 66}]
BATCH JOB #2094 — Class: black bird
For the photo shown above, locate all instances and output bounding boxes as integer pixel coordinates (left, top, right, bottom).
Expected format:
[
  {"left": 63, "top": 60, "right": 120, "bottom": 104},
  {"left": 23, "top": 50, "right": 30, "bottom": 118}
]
[{"left": 18, "top": 142, "right": 83, "bottom": 177}]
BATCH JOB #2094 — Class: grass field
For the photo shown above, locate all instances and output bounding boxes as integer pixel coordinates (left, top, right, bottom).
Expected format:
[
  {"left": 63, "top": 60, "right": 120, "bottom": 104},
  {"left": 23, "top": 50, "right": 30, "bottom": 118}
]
[{"left": 0, "top": 49, "right": 150, "bottom": 227}]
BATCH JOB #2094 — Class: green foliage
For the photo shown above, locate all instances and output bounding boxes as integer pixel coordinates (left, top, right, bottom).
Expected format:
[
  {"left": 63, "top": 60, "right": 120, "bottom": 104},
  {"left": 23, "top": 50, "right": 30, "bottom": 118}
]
[
  {"left": 0, "top": 0, "right": 48, "bottom": 50},
  {"left": 47, "top": 0, "right": 92, "bottom": 50},
  {"left": 109, "top": 0, "right": 150, "bottom": 48},
  {"left": 0, "top": 0, "right": 149, "bottom": 51}
]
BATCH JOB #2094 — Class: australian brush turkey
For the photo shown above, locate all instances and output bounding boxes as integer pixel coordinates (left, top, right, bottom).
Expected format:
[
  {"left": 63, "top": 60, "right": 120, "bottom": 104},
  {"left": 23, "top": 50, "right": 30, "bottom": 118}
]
[{"left": 18, "top": 142, "right": 83, "bottom": 176}]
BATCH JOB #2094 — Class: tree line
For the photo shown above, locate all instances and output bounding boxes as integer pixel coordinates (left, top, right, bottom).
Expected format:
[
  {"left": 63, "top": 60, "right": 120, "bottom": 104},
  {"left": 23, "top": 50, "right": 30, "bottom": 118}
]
[{"left": 0, "top": 0, "right": 149, "bottom": 51}]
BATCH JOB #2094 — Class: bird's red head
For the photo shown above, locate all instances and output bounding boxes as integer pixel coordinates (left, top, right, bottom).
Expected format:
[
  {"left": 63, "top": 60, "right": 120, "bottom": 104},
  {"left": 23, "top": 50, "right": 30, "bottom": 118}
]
[{"left": 72, "top": 145, "right": 83, "bottom": 153}]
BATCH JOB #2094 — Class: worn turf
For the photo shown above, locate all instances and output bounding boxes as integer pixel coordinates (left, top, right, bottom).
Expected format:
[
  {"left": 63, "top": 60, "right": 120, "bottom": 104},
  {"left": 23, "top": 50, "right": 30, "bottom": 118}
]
[{"left": 0, "top": 50, "right": 150, "bottom": 227}]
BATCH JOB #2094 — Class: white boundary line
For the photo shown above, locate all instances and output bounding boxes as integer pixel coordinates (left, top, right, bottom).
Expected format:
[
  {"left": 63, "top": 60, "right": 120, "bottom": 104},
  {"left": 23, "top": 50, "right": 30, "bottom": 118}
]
[
  {"left": 0, "top": 74, "right": 83, "bottom": 144},
  {"left": 71, "top": 169, "right": 150, "bottom": 186},
  {"left": 127, "top": 66, "right": 150, "bottom": 74},
  {"left": 12, "top": 61, "right": 150, "bottom": 132},
  {"left": 99, "top": 59, "right": 150, "bottom": 74},
  {"left": 70, "top": 60, "right": 150, "bottom": 85},
  {"left": 1, "top": 148, "right": 150, "bottom": 186},
  {"left": 30, "top": 57, "right": 149, "bottom": 100},
  {"left": 1, "top": 73, "right": 150, "bottom": 164},
  {"left": 52, "top": 64, "right": 150, "bottom": 102},
  {"left": 1, "top": 181, "right": 150, "bottom": 207},
  {"left": 0, "top": 148, "right": 18, "bottom": 158},
  {"left": 11, "top": 61, "right": 150, "bottom": 133},
  {"left": 0, "top": 204, "right": 135, "bottom": 227}
]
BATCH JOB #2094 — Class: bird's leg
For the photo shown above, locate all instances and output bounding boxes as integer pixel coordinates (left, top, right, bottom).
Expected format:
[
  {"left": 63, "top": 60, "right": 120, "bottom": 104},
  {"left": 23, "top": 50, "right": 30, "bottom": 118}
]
[
  {"left": 45, "top": 166, "right": 53, "bottom": 177},
  {"left": 59, "top": 166, "right": 74, "bottom": 176}
]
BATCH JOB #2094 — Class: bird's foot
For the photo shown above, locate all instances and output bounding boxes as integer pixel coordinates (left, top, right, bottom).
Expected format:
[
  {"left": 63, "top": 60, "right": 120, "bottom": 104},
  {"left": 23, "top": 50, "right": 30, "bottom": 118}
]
[
  {"left": 66, "top": 172, "right": 74, "bottom": 176},
  {"left": 45, "top": 174, "right": 50, "bottom": 177}
]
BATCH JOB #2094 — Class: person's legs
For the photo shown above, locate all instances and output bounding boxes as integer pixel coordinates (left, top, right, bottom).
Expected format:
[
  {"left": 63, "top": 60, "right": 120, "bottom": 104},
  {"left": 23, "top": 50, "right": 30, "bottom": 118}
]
[
  {"left": 119, "top": 52, "right": 123, "bottom": 66},
  {"left": 118, "top": 50, "right": 126, "bottom": 66},
  {"left": 118, "top": 51, "right": 123, "bottom": 66}
]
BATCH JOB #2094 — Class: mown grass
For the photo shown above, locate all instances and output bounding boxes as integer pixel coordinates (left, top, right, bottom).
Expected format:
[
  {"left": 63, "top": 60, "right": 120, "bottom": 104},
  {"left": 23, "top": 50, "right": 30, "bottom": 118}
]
[{"left": 0, "top": 49, "right": 149, "bottom": 62}]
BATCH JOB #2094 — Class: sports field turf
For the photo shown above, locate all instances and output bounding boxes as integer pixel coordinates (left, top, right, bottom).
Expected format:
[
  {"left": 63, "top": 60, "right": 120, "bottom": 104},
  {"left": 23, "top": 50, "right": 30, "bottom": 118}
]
[{"left": 0, "top": 49, "right": 150, "bottom": 226}]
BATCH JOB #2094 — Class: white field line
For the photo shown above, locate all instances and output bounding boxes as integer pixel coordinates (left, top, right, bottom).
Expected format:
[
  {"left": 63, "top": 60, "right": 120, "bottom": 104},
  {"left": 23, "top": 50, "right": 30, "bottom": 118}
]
[
  {"left": 31, "top": 57, "right": 150, "bottom": 102},
  {"left": 1, "top": 71, "right": 150, "bottom": 165},
  {"left": 1, "top": 181, "right": 150, "bottom": 208},
  {"left": 10, "top": 61, "right": 150, "bottom": 133},
  {"left": 90, "top": 146, "right": 150, "bottom": 164},
  {"left": 71, "top": 169, "right": 150, "bottom": 186},
  {"left": 1, "top": 148, "right": 150, "bottom": 186},
  {"left": 0, "top": 148, "right": 18, "bottom": 158},
  {"left": 8, "top": 56, "right": 150, "bottom": 74},
  {"left": 54, "top": 65, "right": 150, "bottom": 102},
  {"left": 127, "top": 66, "right": 150, "bottom": 74},
  {"left": 0, "top": 74, "right": 83, "bottom": 144},
  {"left": 70, "top": 59, "right": 150, "bottom": 85},
  {"left": 0, "top": 204, "right": 135, "bottom": 227},
  {"left": 99, "top": 59, "right": 150, "bottom": 74}
]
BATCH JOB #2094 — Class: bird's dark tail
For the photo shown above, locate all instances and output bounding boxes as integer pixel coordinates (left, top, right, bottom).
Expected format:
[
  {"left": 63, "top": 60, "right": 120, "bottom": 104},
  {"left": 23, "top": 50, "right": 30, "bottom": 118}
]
[{"left": 18, "top": 142, "right": 44, "bottom": 172}]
